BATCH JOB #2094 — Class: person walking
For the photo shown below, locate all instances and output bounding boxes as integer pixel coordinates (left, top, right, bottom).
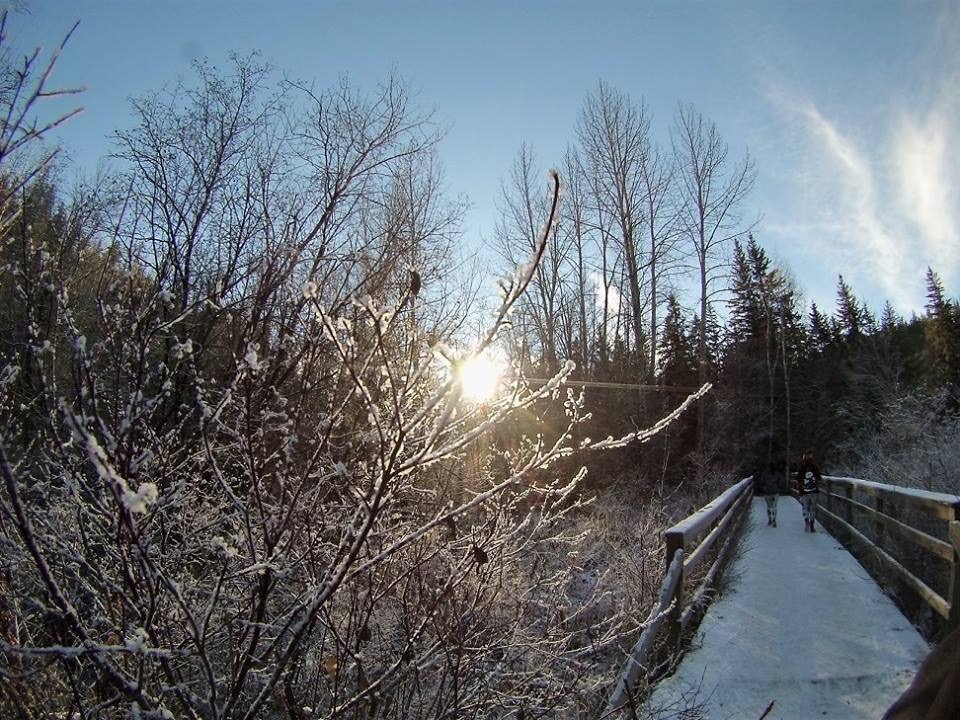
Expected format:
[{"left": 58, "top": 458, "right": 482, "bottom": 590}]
[
  {"left": 758, "top": 462, "right": 780, "bottom": 527},
  {"left": 795, "top": 450, "right": 822, "bottom": 532}
]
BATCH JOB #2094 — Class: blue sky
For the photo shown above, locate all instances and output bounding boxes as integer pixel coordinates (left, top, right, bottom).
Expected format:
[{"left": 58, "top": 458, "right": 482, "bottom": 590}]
[{"left": 24, "top": 0, "right": 960, "bottom": 317}]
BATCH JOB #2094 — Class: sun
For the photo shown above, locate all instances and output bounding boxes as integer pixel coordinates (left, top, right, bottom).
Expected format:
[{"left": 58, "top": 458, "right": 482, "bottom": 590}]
[{"left": 457, "top": 354, "right": 503, "bottom": 402}]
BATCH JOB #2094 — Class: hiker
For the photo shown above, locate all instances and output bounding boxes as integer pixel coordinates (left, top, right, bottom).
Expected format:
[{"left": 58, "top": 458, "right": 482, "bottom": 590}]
[
  {"left": 795, "top": 450, "right": 822, "bottom": 532},
  {"left": 757, "top": 462, "right": 780, "bottom": 527}
]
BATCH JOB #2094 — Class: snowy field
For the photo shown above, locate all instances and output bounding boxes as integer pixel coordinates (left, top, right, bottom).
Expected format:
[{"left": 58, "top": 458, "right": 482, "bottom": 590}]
[{"left": 647, "top": 497, "right": 930, "bottom": 719}]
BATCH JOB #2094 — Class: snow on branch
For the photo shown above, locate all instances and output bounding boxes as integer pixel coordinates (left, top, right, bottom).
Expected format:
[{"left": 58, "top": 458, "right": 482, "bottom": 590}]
[{"left": 589, "top": 383, "right": 712, "bottom": 450}]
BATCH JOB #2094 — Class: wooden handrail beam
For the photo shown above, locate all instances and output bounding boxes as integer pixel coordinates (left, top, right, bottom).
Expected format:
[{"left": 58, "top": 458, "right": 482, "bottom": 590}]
[
  {"left": 685, "top": 486, "right": 752, "bottom": 575},
  {"left": 823, "top": 476, "right": 960, "bottom": 520},
  {"left": 666, "top": 477, "right": 752, "bottom": 545},
  {"left": 681, "top": 486, "right": 753, "bottom": 633},
  {"left": 819, "top": 504, "right": 950, "bottom": 619},
  {"left": 821, "top": 490, "right": 954, "bottom": 561}
]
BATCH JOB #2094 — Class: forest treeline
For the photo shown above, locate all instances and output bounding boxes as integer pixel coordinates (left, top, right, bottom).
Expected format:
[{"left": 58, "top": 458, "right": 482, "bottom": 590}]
[
  {"left": 490, "top": 85, "right": 959, "bottom": 494},
  {"left": 1, "top": 13, "right": 958, "bottom": 718}
]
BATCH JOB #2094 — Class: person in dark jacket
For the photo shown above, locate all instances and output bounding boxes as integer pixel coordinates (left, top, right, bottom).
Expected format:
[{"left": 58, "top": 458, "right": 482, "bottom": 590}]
[
  {"left": 758, "top": 462, "right": 780, "bottom": 527},
  {"left": 795, "top": 450, "right": 822, "bottom": 532}
]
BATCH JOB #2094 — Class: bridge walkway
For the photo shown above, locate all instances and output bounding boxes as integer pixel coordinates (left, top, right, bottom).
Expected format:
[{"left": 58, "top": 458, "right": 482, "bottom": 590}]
[{"left": 647, "top": 497, "right": 930, "bottom": 719}]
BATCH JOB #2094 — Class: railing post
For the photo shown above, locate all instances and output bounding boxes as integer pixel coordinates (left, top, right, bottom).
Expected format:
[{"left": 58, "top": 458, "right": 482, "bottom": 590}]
[
  {"left": 844, "top": 483, "right": 854, "bottom": 527},
  {"left": 664, "top": 529, "right": 684, "bottom": 657},
  {"left": 825, "top": 477, "right": 833, "bottom": 519},
  {"left": 876, "top": 495, "right": 885, "bottom": 548},
  {"left": 948, "top": 512, "right": 960, "bottom": 632}
]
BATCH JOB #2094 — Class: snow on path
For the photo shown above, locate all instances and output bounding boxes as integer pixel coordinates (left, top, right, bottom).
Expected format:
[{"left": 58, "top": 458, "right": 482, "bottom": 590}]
[{"left": 647, "top": 497, "right": 930, "bottom": 719}]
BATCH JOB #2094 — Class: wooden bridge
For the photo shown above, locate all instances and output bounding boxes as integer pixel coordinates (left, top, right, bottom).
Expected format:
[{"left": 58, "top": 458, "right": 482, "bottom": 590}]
[{"left": 608, "top": 476, "right": 960, "bottom": 718}]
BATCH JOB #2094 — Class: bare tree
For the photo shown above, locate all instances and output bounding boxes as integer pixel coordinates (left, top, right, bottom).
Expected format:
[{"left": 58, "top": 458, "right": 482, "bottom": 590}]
[
  {"left": 585, "top": 166, "right": 623, "bottom": 375},
  {"left": 638, "top": 143, "right": 680, "bottom": 384},
  {"left": 0, "top": 12, "right": 81, "bottom": 215},
  {"left": 672, "top": 103, "right": 754, "bottom": 458},
  {"left": 577, "top": 82, "right": 651, "bottom": 380},
  {"left": 559, "top": 147, "right": 592, "bottom": 375}
]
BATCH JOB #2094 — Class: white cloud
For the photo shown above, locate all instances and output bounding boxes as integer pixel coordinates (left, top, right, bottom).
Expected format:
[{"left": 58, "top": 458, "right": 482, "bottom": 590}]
[
  {"left": 764, "top": 83, "right": 959, "bottom": 315},
  {"left": 595, "top": 272, "right": 621, "bottom": 316},
  {"left": 592, "top": 271, "right": 622, "bottom": 341},
  {"left": 783, "top": 98, "right": 913, "bottom": 309},
  {"left": 757, "top": 2, "right": 960, "bottom": 317},
  {"left": 894, "top": 111, "right": 958, "bottom": 270}
]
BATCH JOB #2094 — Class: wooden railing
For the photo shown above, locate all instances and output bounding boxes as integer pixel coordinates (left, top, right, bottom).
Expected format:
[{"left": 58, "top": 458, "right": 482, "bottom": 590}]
[
  {"left": 609, "top": 477, "right": 753, "bottom": 710},
  {"left": 818, "top": 476, "right": 960, "bottom": 631}
]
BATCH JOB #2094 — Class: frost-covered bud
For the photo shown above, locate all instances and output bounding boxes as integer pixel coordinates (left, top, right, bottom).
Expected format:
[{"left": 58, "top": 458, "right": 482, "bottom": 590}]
[
  {"left": 123, "top": 483, "right": 159, "bottom": 514},
  {"left": 173, "top": 338, "right": 193, "bottom": 359},
  {"left": 243, "top": 343, "right": 262, "bottom": 373},
  {"left": 212, "top": 536, "right": 238, "bottom": 558},
  {"left": 125, "top": 627, "right": 150, "bottom": 653}
]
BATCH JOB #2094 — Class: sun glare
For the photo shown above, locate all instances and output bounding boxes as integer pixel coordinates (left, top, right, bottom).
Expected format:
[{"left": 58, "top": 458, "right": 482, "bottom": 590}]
[{"left": 457, "top": 355, "right": 503, "bottom": 402}]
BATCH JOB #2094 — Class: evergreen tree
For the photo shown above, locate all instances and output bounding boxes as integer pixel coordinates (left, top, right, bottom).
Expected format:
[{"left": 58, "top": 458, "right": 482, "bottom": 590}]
[
  {"left": 690, "top": 307, "right": 724, "bottom": 377},
  {"left": 808, "top": 302, "right": 833, "bottom": 353},
  {"left": 880, "top": 301, "right": 901, "bottom": 333},
  {"left": 835, "top": 274, "right": 863, "bottom": 340},
  {"left": 925, "top": 267, "right": 950, "bottom": 318},
  {"left": 860, "top": 298, "right": 878, "bottom": 335},
  {"left": 729, "top": 239, "right": 761, "bottom": 341},
  {"left": 773, "top": 276, "right": 806, "bottom": 357},
  {"left": 747, "top": 234, "right": 775, "bottom": 340},
  {"left": 658, "top": 293, "right": 697, "bottom": 387},
  {"left": 923, "top": 267, "right": 959, "bottom": 390},
  {"left": 705, "top": 304, "right": 726, "bottom": 373}
]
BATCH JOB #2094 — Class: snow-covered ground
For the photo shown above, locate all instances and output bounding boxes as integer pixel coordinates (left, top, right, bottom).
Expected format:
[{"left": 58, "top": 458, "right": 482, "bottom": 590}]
[{"left": 647, "top": 497, "right": 930, "bottom": 719}]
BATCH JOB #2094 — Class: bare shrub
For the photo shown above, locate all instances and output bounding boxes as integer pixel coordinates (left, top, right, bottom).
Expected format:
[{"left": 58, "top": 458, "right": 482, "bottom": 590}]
[{"left": 0, "top": 15, "right": 715, "bottom": 719}]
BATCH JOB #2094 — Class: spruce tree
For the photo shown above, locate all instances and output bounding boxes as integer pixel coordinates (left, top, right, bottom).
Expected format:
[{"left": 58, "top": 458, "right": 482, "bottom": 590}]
[
  {"left": 658, "top": 293, "right": 697, "bottom": 387},
  {"left": 880, "top": 301, "right": 900, "bottom": 333},
  {"left": 729, "top": 239, "right": 760, "bottom": 341},
  {"left": 923, "top": 267, "right": 959, "bottom": 389},
  {"left": 835, "top": 274, "right": 863, "bottom": 340}
]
